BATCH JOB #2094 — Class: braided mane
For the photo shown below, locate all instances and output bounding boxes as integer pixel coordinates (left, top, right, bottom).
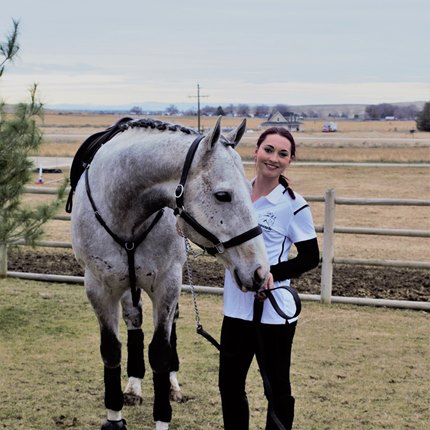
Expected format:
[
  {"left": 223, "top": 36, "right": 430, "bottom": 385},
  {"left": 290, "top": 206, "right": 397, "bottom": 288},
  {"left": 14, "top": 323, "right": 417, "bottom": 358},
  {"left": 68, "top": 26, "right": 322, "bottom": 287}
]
[{"left": 119, "top": 117, "right": 198, "bottom": 135}]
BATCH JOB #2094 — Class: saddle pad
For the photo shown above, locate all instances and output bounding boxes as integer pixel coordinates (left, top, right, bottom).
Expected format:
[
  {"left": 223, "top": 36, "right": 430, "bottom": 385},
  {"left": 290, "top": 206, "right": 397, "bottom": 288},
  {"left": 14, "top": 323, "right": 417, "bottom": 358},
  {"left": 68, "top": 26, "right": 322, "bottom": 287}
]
[{"left": 65, "top": 117, "right": 132, "bottom": 213}]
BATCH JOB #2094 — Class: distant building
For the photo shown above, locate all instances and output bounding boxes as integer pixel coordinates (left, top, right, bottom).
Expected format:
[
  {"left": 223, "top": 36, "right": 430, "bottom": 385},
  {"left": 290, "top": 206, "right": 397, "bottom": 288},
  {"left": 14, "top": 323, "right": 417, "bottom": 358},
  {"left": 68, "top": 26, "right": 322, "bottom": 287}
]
[{"left": 261, "top": 111, "right": 303, "bottom": 131}]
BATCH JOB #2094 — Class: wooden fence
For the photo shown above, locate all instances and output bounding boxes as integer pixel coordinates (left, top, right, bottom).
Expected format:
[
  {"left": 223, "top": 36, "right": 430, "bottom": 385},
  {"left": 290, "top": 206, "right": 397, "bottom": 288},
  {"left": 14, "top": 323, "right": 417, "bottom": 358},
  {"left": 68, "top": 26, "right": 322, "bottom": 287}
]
[{"left": 1, "top": 186, "right": 430, "bottom": 311}]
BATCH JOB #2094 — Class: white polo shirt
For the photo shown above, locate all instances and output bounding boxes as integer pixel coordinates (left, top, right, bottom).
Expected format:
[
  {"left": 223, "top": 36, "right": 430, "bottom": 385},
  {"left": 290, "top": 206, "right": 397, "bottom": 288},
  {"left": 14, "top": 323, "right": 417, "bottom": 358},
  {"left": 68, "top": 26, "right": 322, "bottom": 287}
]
[{"left": 223, "top": 184, "right": 317, "bottom": 324}]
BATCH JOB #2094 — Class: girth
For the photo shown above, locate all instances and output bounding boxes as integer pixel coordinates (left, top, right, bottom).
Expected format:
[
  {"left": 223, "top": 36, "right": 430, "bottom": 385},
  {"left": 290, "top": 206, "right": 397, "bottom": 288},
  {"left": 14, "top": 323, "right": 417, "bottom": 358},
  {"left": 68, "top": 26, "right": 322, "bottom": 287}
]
[{"left": 85, "top": 167, "right": 164, "bottom": 307}]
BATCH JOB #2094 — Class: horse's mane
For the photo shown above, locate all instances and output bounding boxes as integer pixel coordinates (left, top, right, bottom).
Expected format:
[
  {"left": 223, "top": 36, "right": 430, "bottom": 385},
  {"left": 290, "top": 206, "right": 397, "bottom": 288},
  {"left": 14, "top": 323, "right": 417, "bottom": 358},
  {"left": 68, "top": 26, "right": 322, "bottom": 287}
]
[
  {"left": 121, "top": 118, "right": 197, "bottom": 135},
  {"left": 65, "top": 117, "right": 198, "bottom": 213}
]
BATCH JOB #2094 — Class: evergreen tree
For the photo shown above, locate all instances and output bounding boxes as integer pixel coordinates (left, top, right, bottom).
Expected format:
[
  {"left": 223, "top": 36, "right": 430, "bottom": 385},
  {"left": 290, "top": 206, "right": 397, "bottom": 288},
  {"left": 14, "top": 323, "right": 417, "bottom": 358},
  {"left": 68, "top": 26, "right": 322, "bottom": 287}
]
[
  {"left": 0, "top": 20, "right": 67, "bottom": 275},
  {"left": 0, "top": 19, "right": 19, "bottom": 77},
  {"left": 416, "top": 102, "right": 430, "bottom": 132}
]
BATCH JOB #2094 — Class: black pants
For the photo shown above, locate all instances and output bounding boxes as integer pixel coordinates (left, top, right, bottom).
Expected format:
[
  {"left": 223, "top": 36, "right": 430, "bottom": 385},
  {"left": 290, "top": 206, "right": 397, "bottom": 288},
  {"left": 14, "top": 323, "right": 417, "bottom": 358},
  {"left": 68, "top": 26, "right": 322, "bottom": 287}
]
[{"left": 219, "top": 316, "right": 296, "bottom": 430}]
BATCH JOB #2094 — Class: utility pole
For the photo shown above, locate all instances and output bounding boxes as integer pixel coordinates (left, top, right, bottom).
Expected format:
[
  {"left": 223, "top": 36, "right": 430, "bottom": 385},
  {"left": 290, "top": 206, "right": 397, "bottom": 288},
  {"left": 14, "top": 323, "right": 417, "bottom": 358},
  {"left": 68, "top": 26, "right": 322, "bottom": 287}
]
[{"left": 189, "top": 83, "right": 209, "bottom": 133}]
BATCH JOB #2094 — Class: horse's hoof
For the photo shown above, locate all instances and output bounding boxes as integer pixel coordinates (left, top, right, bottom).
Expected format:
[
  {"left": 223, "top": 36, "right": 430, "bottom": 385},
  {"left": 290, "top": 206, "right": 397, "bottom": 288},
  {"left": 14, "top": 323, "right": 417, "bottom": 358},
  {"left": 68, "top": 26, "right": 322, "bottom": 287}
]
[
  {"left": 169, "top": 387, "right": 183, "bottom": 403},
  {"left": 101, "top": 418, "right": 127, "bottom": 429},
  {"left": 124, "top": 392, "right": 143, "bottom": 406}
]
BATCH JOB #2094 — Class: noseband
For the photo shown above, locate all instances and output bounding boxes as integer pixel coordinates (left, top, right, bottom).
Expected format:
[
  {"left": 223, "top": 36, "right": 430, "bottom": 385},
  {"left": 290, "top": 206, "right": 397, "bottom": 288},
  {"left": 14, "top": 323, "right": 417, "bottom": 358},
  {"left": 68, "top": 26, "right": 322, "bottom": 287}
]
[{"left": 173, "top": 135, "right": 262, "bottom": 256}]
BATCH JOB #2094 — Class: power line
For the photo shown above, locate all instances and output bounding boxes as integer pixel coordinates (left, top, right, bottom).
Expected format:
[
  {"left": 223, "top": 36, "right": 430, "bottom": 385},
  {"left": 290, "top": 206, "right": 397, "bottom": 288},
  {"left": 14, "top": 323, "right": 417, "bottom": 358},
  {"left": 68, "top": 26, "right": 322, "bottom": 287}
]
[{"left": 188, "top": 83, "right": 209, "bottom": 133}]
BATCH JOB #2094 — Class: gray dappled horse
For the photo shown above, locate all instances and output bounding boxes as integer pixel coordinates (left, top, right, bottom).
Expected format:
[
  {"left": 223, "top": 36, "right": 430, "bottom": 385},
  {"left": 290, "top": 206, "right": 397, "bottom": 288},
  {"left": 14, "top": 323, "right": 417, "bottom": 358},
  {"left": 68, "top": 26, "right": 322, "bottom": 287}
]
[{"left": 69, "top": 117, "right": 269, "bottom": 429}]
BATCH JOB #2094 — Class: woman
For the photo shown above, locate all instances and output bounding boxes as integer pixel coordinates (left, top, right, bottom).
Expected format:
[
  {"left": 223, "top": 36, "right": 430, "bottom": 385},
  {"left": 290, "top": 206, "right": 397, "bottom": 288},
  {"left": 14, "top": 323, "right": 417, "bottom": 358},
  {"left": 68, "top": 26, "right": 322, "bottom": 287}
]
[{"left": 219, "top": 126, "right": 320, "bottom": 430}]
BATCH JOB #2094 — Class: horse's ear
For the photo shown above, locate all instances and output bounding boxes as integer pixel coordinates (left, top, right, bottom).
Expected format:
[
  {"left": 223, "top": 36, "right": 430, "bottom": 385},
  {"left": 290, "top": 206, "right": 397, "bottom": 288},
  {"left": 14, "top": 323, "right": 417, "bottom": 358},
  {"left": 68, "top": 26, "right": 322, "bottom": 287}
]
[
  {"left": 225, "top": 118, "right": 247, "bottom": 148},
  {"left": 202, "top": 116, "right": 222, "bottom": 151}
]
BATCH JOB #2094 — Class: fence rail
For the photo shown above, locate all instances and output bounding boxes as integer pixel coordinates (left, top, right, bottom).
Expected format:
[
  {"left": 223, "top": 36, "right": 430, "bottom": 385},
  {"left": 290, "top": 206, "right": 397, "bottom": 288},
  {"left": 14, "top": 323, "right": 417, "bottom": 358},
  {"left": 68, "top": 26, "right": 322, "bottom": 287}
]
[{"left": 2, "top": 186, "right": 429, "bottom": 311}]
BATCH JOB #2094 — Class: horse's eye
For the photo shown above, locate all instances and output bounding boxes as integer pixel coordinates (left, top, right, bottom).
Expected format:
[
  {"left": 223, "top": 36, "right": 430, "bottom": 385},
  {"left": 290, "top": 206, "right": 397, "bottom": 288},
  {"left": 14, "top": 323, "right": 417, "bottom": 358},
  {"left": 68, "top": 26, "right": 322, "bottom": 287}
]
[{"left": 214, "top": 191, "right": 231, "bottom": 202}]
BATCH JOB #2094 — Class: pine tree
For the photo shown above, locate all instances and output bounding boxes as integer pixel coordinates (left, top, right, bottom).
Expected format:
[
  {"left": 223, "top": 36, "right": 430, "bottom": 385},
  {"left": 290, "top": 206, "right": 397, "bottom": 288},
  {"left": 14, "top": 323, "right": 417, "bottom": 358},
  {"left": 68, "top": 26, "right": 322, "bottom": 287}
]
[
  {"left": 0, "top": 20, "right": 67, "bottom": 276},
  {"left": 416, "top": 102, "right": 430, "bottom": 132}
]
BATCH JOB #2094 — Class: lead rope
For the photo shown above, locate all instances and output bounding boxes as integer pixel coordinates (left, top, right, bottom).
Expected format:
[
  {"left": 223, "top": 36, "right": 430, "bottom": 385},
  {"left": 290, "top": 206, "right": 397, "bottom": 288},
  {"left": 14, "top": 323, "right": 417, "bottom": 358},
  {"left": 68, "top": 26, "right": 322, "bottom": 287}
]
[
  {"left": 181, "top": 232, "right": 221, "bottom": 350},
  {"left": 183, "top": 236, "right": 202, "bottom": 331}
]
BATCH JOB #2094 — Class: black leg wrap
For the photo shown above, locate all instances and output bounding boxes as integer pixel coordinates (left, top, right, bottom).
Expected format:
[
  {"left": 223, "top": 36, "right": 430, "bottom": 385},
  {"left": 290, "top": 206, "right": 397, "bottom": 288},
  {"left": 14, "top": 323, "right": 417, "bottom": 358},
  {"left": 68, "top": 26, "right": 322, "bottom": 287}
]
[
  {"left": 127, "top": 329, "right": 145, "bottom": 378},
  {"left": 104, "top": 366, "right": 124, "bottom": 412},
  {"left": 101, "top": 418, "right": 127, "bottom": 430},
  {"left": 101, "top": 327, "right": 121, "bottom": 368},
  {"left": 149, "top": 329, "right": 172, "bottom": 374},
  {"left": 169, "top": 323, "right": 179, "bottom": 372},
  {"left": 153, "top": 372, "right": 172, "bottom": 423}
]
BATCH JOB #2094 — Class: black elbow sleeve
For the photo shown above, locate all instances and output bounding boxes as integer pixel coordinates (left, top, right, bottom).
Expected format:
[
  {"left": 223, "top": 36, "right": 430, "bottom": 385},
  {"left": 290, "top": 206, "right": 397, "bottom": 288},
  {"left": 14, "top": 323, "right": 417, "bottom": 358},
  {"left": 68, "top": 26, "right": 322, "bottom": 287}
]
[{"left": 270, "top": 238, "right": 320, "bottom": 282}]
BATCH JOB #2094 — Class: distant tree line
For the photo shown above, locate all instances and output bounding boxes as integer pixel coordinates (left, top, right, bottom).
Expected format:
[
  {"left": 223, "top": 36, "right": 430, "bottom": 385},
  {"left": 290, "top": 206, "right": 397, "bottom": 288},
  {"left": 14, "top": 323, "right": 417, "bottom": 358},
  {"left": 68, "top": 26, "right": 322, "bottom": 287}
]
[
  {"left": 364, "top": 103, "right": 419, "bottom": 120},
  {"left": 130, "top": 101, "right": 428, "bottom": 126}
]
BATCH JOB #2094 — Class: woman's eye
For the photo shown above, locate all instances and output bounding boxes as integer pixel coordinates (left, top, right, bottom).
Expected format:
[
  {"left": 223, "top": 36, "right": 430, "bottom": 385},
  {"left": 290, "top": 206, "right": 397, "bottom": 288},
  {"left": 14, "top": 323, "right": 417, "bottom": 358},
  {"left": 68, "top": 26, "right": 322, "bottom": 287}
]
[{"left": 214, "top": 191, "right": 232, "bottom": 202}]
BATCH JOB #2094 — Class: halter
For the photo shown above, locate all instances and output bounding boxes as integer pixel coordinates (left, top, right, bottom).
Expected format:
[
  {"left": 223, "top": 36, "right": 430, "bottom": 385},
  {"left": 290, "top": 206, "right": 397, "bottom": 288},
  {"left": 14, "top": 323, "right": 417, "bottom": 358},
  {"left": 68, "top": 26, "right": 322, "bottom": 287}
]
[{"left": 173, "top": 135, "right": 263, "bottom": 256}]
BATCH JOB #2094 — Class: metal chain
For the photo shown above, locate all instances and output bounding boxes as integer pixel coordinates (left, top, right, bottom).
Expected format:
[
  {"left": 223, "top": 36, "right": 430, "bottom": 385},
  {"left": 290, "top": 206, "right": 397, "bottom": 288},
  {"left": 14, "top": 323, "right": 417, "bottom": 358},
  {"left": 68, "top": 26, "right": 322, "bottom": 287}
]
[{"left": 180, "top": 230, "right": 202, "bottom": 331}]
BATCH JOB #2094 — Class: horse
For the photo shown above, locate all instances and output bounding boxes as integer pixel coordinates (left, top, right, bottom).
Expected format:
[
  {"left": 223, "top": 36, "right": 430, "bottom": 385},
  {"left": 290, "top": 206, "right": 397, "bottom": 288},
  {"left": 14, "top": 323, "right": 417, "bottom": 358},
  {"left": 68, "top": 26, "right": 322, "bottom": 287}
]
[{"left": 68, "top": 116, "right": 269, "bottom": 430}]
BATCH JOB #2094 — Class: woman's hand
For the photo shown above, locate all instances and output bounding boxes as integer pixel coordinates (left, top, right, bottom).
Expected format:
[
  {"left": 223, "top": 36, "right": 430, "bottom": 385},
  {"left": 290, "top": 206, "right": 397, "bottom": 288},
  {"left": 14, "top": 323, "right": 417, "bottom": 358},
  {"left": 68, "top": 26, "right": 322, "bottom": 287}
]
[{"left": 256, "top": 272, "right": 273, "bottom": 301}]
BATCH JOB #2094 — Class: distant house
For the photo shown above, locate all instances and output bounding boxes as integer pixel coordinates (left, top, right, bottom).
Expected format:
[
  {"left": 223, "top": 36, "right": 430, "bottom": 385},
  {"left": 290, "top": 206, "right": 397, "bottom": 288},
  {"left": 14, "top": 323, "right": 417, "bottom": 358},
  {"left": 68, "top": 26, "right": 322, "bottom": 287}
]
[{"left": 261, "top": 111, "right": 303, "bottom": 131}]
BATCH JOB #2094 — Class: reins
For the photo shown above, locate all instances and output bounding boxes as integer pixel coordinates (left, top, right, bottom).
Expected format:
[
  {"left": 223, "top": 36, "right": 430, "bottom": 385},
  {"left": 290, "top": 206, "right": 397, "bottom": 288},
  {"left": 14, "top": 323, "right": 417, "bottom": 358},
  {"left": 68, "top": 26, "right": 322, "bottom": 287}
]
[{"left": 85, "top": 167, "right": 164, "bottom": 307}]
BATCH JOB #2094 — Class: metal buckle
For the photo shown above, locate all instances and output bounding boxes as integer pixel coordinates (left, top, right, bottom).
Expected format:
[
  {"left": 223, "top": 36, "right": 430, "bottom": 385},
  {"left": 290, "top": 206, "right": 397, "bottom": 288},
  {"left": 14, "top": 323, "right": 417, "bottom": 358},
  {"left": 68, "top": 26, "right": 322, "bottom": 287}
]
[
  {"left": 125, "top": 242, "right": 135, "bottom": 251},
  {"left": 175, "top": 184, "right": 184, "bottom": 198},
  {"left": 215, "top": 243, "right": 225, "bottom": 254}
]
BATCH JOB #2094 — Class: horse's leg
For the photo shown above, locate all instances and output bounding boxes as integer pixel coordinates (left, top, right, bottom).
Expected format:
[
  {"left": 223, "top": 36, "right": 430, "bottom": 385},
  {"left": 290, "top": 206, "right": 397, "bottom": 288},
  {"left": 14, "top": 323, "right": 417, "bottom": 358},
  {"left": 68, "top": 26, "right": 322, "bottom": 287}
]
[
  {"left": 148, "top": 270, "right": 182, "bottom": 429},
  {"left": 168, "top": 304, "right": 182, "bottom": 402},
  {"left": 86, "top": 273, "right": 127, "bottom": 430},
  {"left": 121, "top": 289, "right": 145, "bottom": 406}
]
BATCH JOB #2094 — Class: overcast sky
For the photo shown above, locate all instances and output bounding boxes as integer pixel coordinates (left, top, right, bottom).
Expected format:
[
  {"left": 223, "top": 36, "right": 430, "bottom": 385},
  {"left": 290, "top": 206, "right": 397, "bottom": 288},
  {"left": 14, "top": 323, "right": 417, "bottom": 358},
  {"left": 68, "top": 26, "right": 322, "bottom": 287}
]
[{"left": 1, "top": 0, "right": 429, "bottom": 109}]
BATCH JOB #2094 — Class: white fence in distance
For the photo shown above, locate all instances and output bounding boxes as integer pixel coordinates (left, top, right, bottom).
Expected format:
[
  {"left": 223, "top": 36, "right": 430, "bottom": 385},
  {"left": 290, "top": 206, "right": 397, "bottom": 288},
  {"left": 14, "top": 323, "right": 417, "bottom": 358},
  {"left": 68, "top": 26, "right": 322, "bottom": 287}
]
[{"left": 2, "top": 186, "right": 430, "bottom": 311}]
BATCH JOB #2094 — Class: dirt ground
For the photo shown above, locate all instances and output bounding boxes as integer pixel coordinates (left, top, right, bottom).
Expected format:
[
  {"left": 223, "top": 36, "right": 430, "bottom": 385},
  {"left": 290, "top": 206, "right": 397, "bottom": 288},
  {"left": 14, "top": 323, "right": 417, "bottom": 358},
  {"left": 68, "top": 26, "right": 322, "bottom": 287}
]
[{"left": 8, "top": 249, "right": 430, "bottom": 302}]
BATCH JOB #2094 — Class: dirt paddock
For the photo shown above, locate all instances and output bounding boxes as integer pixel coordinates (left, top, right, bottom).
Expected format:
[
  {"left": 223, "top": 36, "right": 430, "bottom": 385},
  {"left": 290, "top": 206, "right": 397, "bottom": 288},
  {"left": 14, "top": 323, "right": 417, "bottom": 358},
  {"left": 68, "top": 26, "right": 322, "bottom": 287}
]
[{"left": 8, "top": 249, "right": 430, "bottom": 303}]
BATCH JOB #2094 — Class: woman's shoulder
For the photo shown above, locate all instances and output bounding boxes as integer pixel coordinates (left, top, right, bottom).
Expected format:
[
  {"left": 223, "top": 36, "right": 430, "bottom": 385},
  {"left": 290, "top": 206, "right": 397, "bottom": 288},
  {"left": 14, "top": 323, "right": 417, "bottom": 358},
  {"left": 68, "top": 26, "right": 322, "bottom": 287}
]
[{"left": 279, "top": 188, "right": 307, "bottom": 207}]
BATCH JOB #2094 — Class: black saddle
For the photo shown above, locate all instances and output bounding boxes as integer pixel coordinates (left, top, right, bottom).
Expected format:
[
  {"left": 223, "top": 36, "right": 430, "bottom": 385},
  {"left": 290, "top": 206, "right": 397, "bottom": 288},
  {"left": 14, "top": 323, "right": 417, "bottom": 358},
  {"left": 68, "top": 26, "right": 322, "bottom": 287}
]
[{"left": 65, "top": 117, "right": 132, "bottom": 213}]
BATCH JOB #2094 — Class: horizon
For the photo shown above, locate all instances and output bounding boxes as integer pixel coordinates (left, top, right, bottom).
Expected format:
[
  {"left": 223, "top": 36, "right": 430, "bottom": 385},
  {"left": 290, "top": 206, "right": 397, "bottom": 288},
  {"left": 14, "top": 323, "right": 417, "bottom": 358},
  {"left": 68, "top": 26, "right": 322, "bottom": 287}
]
[{"left": 41, "top": 100, "right": 425, "bottom": 116}]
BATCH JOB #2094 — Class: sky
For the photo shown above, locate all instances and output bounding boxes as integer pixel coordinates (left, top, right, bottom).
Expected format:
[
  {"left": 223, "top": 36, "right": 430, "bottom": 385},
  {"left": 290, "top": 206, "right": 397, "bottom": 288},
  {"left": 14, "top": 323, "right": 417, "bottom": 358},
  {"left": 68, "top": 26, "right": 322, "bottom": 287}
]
[{"left": 0, "top": 0, "right": 429, "bottom": 110}]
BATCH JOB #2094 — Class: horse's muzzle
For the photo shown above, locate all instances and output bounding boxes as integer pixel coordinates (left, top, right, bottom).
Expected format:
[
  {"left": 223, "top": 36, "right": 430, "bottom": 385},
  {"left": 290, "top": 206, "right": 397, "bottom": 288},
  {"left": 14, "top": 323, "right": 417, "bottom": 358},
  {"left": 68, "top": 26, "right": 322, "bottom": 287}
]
[{"left": 234, "top": 266, "right": 266, "bottom": 292}]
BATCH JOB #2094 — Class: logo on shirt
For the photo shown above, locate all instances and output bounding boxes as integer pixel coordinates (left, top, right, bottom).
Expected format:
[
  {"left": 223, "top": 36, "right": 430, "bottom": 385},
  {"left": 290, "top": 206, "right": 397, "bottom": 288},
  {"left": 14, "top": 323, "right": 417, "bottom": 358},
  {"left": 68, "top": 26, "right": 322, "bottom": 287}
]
[{"left": 259, "top": 212, "right": 276, "bottom": 231}]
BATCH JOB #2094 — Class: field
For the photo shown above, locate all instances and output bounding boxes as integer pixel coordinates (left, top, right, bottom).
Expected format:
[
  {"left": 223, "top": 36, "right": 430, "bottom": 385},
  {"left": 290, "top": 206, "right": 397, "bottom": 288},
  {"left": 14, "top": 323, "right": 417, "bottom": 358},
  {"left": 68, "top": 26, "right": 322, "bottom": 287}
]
[
  {"left": 1, "top": 113, "right": 430, "bottom": 429},
  {"left": 0, "top": 278, "right": 429, "bottom": 430}
]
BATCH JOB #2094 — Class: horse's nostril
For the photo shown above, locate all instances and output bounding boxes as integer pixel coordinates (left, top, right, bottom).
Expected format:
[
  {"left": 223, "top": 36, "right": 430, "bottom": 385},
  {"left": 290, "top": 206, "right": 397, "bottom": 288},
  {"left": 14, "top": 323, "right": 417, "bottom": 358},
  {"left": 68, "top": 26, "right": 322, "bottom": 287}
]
[{"left": 253, "top": 266, "right": 264, "bottom": 284}]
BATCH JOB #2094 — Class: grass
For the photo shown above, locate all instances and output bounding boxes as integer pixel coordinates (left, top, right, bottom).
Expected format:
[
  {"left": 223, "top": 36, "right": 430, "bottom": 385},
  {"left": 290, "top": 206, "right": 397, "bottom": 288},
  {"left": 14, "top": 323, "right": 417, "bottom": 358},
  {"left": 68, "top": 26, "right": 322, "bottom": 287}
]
[{"left": 1, "top": 278, "right": 429, "bottom": 429}]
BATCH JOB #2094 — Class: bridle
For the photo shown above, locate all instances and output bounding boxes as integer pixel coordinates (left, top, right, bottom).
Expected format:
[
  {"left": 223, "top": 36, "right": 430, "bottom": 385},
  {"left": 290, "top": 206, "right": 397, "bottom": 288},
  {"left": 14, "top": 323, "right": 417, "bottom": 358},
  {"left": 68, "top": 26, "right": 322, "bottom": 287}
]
[
  {"left": 84, "top": 133, "right": 262, "bottom": 309},
  {"left": 173, "top": 134, "right": 262, "bottom": 255}
]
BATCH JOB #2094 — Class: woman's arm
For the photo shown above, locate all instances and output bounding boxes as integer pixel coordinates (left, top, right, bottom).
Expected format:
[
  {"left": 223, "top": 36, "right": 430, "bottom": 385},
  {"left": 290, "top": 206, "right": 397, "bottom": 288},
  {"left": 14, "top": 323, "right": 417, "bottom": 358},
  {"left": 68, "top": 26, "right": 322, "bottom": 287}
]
[{"left": 270, "top": 237, "right": 320, "bottom": 282}]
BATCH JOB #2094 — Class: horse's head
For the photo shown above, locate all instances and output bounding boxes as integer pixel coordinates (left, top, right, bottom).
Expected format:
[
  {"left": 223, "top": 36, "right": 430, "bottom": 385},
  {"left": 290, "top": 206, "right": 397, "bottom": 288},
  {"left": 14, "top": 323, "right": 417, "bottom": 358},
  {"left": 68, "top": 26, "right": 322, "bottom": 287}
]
[{"left": 176, "top": 117, "right": 269, "bottom": 292}]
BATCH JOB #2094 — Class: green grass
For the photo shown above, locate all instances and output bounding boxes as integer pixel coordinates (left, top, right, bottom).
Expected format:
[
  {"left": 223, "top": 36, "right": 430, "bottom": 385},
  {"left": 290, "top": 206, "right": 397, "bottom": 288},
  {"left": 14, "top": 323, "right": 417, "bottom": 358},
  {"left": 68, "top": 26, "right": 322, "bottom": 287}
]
[{"left": 0, "top": 278, "right": 429, "bottom": 429}]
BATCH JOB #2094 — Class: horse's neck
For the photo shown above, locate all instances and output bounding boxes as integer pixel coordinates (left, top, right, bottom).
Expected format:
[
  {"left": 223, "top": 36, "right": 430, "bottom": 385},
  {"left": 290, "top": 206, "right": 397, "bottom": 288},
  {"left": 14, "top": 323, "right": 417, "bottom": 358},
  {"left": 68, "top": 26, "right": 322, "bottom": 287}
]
[{"left": 90, "top": 132, "right": 193, "bottom": 228}]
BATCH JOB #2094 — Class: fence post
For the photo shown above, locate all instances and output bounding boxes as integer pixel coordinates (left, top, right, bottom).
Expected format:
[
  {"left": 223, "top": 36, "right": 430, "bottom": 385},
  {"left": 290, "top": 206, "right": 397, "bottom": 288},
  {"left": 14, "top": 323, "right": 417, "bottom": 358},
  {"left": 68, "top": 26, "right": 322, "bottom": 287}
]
[
  {"left": 0, "top": 243, "right": 7, "bottom": 278},
  {"left": 321, "top": 188, "right": 336, "bottom": 304}
]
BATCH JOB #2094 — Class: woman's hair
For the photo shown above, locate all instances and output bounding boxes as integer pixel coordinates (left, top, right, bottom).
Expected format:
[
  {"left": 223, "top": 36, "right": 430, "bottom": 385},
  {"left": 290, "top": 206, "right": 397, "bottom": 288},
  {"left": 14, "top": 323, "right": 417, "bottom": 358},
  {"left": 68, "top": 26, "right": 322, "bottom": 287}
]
[
  {"left": 256, "top": 126, "right": 296, "bottom": 160},
  {"left": 256, "top": 126, "right": 296, "bottom": 199}
]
